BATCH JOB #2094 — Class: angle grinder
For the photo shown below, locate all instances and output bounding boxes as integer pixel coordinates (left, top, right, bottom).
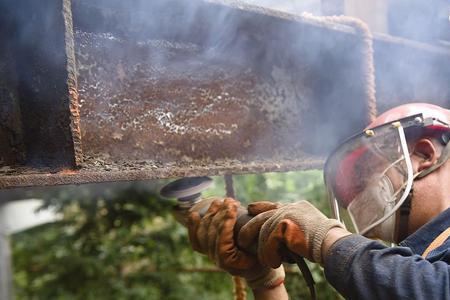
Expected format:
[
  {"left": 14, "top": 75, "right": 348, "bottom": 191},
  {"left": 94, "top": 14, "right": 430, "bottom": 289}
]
[
  {"left": 159, "top": 176, "right": 252, "bottom": 238},
  {"left": 160, "top": 176, "right": 316, "bottom": 299}
]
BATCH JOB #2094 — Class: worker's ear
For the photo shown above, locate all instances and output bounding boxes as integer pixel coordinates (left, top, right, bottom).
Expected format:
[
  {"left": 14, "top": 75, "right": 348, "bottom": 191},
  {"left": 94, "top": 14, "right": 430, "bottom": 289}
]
[{"left": 412, "top": 139, "right": 438, "bottom": 172}]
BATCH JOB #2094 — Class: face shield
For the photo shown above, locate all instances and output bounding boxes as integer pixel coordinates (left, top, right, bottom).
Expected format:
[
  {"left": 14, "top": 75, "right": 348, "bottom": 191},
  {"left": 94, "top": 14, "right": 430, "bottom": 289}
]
[{"left": 324, "top": 115, "right": 422, "bottom": 242}]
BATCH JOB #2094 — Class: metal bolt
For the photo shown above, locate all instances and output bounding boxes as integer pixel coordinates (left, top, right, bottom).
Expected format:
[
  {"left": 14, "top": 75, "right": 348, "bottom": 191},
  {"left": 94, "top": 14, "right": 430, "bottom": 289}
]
[
  {"left": 391, "top": 121, "right": 402, "bottom": 128},
  {"left": 365, "top": 129, "right": 375, "bottom": 137}
]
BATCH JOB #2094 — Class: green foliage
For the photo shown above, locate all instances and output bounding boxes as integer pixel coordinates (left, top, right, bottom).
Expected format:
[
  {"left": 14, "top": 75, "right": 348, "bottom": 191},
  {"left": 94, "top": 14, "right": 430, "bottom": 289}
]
[{"left": 12, "top": 172, "right": 341, "bottom": 299}]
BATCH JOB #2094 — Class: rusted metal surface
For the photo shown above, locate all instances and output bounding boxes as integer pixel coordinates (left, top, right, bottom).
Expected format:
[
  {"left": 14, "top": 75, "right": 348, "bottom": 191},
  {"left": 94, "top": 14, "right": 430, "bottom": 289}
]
[
  {"left": 0, "top": 157, "right": 324, "bottom": 189},
  {"left": 1, "top": 0, "right": 450, "bottom": 189},
  {"left": 64, "top": 0, "right": 84, "bottom": 167},
  {"left": 75, "top": 32, "right": 313, "bottom": 163},
  {"left": 73, "top": 0, "right": 371, "bottom": 168}
]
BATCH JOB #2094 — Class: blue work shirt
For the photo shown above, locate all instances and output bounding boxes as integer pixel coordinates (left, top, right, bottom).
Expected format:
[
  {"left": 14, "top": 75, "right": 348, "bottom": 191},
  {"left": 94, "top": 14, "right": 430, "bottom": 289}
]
[{"left": 324, "top": 208, "right": 450, "bottom": 299}]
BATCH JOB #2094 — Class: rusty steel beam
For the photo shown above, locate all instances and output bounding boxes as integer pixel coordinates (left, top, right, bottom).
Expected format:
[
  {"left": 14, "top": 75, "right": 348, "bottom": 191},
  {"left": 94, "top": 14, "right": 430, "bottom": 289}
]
[{"left": 0, "top": 0, "right": 449, "bottom": 189}]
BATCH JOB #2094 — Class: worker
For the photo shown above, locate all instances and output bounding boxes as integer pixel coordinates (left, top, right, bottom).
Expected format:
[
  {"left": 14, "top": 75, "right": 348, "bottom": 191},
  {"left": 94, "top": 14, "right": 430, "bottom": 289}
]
[{"left": 187, "top": 103, "right": 450, "bottom": 299}]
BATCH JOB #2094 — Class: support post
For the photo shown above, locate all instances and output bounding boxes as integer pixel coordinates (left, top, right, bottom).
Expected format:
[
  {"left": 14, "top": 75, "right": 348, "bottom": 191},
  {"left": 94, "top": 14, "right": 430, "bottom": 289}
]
[{"left": 0, "top": 206, "right": 14, "bottom": 300}]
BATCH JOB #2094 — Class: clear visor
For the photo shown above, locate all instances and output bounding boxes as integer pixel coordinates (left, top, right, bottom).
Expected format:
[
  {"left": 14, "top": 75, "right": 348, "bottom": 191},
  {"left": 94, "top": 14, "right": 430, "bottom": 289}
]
[{"left": 324, "top": 120, "right": 414, "bottom": 239}]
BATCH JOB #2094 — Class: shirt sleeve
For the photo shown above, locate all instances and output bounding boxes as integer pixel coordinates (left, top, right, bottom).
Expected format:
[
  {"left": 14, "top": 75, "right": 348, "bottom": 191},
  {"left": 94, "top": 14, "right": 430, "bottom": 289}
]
[{"left": 324, "top": 234, "right": 450, "bottom": 300}]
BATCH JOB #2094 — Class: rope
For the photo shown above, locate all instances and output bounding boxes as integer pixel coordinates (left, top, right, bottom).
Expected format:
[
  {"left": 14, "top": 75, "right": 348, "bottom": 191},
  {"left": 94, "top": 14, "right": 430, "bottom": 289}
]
[
  {"left": 224, "top": 174, "right": 247, "bottom": 300},
  {"left": 233, "top": 276, "right": 247, "bottom": 300},
  {"left": 301, "top": 13, "right": 378, "bottom": 122}
]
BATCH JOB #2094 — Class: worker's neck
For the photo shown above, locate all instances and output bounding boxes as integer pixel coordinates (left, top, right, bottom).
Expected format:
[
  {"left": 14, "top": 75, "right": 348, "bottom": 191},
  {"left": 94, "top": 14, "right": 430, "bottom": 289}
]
[{"left": 407, "top": 170, "right": 450, "bottom": 234}]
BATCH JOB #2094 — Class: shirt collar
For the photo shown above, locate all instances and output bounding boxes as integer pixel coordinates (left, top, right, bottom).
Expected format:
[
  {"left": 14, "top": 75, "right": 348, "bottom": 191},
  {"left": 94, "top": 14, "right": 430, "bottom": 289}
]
[{"left": 399, "top": 207, "right": 450, "bottom": 255}]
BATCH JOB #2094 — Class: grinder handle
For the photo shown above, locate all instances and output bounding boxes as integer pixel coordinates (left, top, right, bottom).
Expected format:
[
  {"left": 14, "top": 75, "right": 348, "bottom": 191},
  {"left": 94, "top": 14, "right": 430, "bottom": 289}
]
[
  {"left": 233, "top": 207, "right": 254, "bottom": 243},
  {"left": 232, "top": 207, "right": 316, "bottom": 300}
]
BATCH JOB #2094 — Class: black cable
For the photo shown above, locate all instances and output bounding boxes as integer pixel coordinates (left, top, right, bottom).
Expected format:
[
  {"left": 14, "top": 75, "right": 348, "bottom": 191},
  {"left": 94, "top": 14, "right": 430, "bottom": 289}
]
[{"left": 281, "top": 244, "right": 316, "bottom": 300}]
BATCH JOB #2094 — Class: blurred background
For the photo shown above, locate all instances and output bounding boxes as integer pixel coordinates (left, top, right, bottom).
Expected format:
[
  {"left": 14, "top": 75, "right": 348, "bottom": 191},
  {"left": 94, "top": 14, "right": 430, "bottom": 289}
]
[{"left": 3, "top": 171, "right": 340, "bottom": 300}]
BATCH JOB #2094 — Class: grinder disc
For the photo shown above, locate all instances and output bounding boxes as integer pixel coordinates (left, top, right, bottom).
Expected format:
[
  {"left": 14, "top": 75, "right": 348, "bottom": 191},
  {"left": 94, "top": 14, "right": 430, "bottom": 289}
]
[{"left": 160, "top": 176, "right": 213, "bottom": 199}]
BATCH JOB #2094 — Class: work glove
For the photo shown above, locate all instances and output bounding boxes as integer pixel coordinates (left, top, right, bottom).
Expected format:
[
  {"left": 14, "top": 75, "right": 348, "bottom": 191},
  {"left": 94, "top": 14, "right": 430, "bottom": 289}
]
[
  {"left": 187, "top": 197, "right": 285, "bottom": 290},
  {"left": 238, "top": 200, "right": 345, "bottom": 267}
]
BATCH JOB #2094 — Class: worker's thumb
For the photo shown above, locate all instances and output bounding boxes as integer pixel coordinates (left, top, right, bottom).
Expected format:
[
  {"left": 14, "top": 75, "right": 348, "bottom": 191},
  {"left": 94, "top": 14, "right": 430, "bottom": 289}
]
[
  {"left": 247, "top": 201, "right": 281, "bottom": 216},
  {"left": 237, "top": 202, "right": 282, "bottom": 250}
]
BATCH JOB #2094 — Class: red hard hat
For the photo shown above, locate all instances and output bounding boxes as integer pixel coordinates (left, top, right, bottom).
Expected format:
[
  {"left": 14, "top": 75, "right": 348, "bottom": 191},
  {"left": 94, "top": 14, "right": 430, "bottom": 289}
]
[{"left": 367, "top": 103, "right": 450, "bottom": 130}]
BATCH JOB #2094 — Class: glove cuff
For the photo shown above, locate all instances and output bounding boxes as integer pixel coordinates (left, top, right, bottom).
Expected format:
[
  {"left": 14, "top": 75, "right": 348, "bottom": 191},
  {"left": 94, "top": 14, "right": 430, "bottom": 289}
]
[
  {"left": 312, "top": 219, "right": 345, "bottom": 264},
  {"left": 245, "top": 265, "right": 285, "bottom": 290}
]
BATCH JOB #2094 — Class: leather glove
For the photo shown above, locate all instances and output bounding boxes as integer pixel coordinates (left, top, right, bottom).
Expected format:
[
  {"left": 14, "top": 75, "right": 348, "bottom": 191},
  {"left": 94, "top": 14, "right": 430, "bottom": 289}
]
[
  {"left": 238, "top": 200, "right": 345, "bottom": 267},
  {"left": 187, "top": 197, "right": 285, "bottom": 290}
]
